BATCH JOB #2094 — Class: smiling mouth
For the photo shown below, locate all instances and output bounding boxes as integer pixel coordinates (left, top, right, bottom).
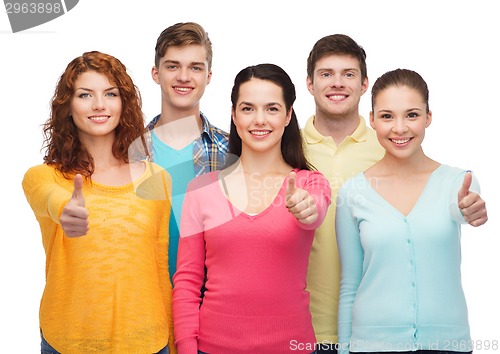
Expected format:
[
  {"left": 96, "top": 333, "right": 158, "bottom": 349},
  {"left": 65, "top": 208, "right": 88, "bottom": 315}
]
[
  {"left": 88, "top": 116, "right": 109, "bottom": 122},
  {"left": 390, "top": 138, "right": 412, "bottom": 144},
  {"left": 327, "top": 94, "right": 347, "bottom": 101},
  {"left": 174, "top": 87, "right": 192, "bottom": 93},
  {"left": 250, "top": 130, "right": 271, "bottom": 136}
]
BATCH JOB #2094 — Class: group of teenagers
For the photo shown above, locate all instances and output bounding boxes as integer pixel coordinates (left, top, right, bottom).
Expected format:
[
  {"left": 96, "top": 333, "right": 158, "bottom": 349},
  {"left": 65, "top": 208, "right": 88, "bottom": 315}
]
[{"left": 22, "top": 21, "right": 488, "bottom": 354}]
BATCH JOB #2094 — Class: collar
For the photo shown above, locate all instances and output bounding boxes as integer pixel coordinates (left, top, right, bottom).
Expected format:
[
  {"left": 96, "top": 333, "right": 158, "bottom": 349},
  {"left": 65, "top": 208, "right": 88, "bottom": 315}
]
[
  {"left": 303, "top": 115, "right": 369, "bottom": 144},
  {"left": 147, "top": 112, "right": 214, "bottom": 142}
]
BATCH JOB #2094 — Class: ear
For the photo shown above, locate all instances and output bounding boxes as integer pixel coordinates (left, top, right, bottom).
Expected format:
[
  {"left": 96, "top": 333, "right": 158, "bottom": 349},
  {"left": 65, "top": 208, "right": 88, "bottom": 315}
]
[
  {"left": 285, "top": 107, "right": 293, "bottom": 126},
  {"left": 425, "top": 110, "right": 432, "bottom": 128},
  {"left": 306, "top": 76, "right": 314, "bottom": 95},
  {"left": 231, "top": 107, "right": 236, "bottom": 123},
  {"left": 206, "top": 70, "right": 212, "bottom": 85},
  {"left": 360, "top": 76, "right": 369, "bottom": 96},
  {"left": 151, "top": 66, "right": 160, "bottom": 85},
  {"left": 369, "top": 111, "right": 376, "bottom": 129}
]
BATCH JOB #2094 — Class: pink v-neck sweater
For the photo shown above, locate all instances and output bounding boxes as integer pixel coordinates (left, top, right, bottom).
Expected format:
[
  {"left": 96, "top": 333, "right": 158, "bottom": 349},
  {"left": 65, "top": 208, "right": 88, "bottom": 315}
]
[{"left": 173, "top": 169, "right": 331, "bottom": 354}]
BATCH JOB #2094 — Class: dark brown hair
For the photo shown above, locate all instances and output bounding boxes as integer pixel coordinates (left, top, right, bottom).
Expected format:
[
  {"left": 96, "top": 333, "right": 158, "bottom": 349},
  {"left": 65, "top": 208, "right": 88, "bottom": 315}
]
[
  {"left": 229, "top": 63, "right": 312, "bottom": 170},
  {"left": 307, "top": 34, "right": 367, "bottom": 83},
  {"left": 371, "top": 68, "right": 430, "bottom": 113}
]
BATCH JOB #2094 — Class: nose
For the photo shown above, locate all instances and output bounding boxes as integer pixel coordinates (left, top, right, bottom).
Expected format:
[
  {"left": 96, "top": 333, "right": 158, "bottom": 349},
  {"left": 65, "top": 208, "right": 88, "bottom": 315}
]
[
  {"left": 330, "top": 73, "right": 344, "bottom": 88},
  {"left": 92, "top": 95, "right": 106, "bottom": 111},
  {"left": 253, "top": 109, "right": 266, "bottom": 125},
  {"left": 177, "top": 66, "right": 190, "bottom": 82},
  {"left": 392, "top": 118, "right": 408, "bottom": 134}
]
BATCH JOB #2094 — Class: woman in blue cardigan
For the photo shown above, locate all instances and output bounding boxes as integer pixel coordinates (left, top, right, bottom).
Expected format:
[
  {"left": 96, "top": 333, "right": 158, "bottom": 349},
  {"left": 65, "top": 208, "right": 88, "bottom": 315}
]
[{"left": 336, "top": 68, "right": 487, "bottom": 354}]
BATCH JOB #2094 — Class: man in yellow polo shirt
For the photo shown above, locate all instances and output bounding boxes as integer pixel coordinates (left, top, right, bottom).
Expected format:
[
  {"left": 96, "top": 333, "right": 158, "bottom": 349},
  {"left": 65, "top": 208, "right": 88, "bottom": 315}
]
[{"left": 302, "top": 34, "right": 385, "bottom": 353}]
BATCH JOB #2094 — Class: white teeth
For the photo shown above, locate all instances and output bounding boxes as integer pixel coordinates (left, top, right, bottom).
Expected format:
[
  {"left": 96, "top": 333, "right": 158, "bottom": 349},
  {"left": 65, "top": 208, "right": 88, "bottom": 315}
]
[
  {"left": 251, "top": 130, "right": 270, "bottom": 136},
  {"left": 175, "top": 87, "right": 191, "bottom": 92},
  {"left": 89, "top": 116, "right": 108, "bottom": 122},
  {"left": 392, "top": 138, "right": 410, "bottom": 144},
  {"left": 329, "top": 95, "right": 346, "bottom": 100}
]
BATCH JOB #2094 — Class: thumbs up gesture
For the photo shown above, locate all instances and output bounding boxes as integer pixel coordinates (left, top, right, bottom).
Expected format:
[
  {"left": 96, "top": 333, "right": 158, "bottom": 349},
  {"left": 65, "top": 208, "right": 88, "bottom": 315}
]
[
  {"left": 285, "top": 171, "right": 318, "bottom": 225},
  {"left": 457, "top": 171, "right": 488, "bottom": 227},
  {"left": 60, "top": 174, "right": 89, "bottom": 237}
]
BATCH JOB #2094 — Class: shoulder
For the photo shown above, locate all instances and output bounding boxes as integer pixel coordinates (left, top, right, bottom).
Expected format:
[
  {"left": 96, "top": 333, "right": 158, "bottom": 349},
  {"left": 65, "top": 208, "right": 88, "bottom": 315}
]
[
  {"left": 144, "top": 161, "right": 168, "bottom": 174},
  {"left": 295, "top": 169, "right": 325, "bottom": 181},
  {"left": 434, "top": 164, "right": 480, "bottom": 191},
  {"left": 295, "top": 169, "right": 330, "bottom": 190},
  {"left": 145, "top": 114, "right": 161, "bottom": 131},
  {"left": 338, "top": 172, "right": 365, "bottom": 195},
  {"left": 201, "top": 112, "right": 229, "bottom": 140},
  {"left": 22, "top": 164, "right": 67, "bottom": 193},
  {"left": 301, "top": 115, "right": 321, "bottom": 143},
  {"left": 434, "top": 164, "right": 471, "bottom": 183},
  {"left": 210, "top": 123, "right": 229, "bottom": 138},
  {"left": 23, "top": 164, "right": 59, "bottom": 182}
]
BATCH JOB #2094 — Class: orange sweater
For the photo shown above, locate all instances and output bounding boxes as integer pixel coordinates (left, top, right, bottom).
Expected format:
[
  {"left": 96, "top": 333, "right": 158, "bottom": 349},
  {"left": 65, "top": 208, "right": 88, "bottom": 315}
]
[{"left": 22, "top": 162, "right": 175, "bottom": 354}]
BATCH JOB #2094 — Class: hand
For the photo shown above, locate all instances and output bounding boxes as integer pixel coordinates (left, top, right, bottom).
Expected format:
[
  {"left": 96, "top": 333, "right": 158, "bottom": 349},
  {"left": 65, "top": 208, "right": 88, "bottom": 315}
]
[
  {"left": 60, "top": 174, "right": 89, "bottom": 237},
  {"left": 458, "top": 171, "right": 488, "bottom": 227},
  {"left": 285, "top": 171, "right": 318, "bottom": 225}
]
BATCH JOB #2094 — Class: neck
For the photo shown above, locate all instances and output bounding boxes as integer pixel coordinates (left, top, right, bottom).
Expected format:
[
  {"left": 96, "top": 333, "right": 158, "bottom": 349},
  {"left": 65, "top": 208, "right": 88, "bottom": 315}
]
[
  {"left": 313, "top": 111, "right": 360, "bottom": 146},
  {"left": 153, "top": 113, "right": 202, "bottom": 150},
  {"left": 378, "top": 148, "right": 436, "bottom": 176},
  {"left": 236, "top": 148, "right": 291, "bottom": 176},
  {"left": 158, "top": 103, "right": 201, "bottom": 125},
  {"left": 82, "top": 137, "right": 125, "bottom": 171}
]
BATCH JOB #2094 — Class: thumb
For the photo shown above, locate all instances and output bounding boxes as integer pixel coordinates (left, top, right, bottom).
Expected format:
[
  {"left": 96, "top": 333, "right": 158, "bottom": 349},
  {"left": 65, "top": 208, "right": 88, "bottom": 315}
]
[
  {"left": 458, "top": 171, "right": 472, "bottom": 202},
  {"left": 72, "top": 174, "right": 85, "bottom": 207},
  {"left": 286, "top": 171, "right": 297, "bottom": 200}
]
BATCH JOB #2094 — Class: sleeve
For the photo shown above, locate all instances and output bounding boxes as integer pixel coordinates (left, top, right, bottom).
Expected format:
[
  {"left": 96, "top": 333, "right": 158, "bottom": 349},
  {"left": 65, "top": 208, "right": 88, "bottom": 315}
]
[
  {"left": 335, "top": 183, "right": 364, "bottom": 354},
  {"left": 21, "top": 165, "right": 71, "bottom": 223},
  {"left": 295, "top": 170, "right": 332, "bottom": 230},
  {"left": 449, "top": 170, "right": 481, "bottom": 224},
  {"left": 172, "top": 183, "right": 206, "bottom": 354}
]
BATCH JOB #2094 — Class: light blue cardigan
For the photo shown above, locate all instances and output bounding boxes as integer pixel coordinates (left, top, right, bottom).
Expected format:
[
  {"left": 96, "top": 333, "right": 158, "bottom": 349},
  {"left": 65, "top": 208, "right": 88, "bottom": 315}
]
[{"left": 336, "top": 165, "right": 479, "bottom": 353}]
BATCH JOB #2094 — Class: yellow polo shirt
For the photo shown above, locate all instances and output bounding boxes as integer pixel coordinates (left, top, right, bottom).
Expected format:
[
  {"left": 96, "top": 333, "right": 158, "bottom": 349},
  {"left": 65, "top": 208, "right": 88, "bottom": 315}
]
[{"left": 302, "top": 115, "right": 385, "bottom": 344}]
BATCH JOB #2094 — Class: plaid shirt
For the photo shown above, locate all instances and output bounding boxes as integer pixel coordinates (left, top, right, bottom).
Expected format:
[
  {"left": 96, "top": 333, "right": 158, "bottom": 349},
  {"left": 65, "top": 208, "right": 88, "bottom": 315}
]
[{"left": 145, "top": 113, "right": 229, "bottom": 177}]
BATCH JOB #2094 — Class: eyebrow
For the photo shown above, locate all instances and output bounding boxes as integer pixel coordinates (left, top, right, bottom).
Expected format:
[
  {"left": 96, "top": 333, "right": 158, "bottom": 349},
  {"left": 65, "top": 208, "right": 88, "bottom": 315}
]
[
  {"left": 377, "top": 107, "right": 422, "bottom": 113},
  {"left": 75, "top": 86, "right": 118, "bottom": 92},
  {"left": 317, "top": 67, "right": 360, "bottom": 73},
  {"left": 238, "top": 101, "right": 283, "bottom": 107},
  {"left": 162, "top": 59, "right": 206, "bottom": 67}
]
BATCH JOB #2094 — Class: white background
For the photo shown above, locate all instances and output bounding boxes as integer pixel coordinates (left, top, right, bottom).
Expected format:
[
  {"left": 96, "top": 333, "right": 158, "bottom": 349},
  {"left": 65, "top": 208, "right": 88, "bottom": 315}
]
[{"left": 1, "top": 0, "right": 498, "bottom": 352}]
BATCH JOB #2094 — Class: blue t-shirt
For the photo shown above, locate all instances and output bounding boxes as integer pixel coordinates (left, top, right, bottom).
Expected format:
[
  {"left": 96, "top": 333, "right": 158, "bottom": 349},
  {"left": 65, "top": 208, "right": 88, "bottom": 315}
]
[{"left": 152, "top": 131, "right": 195, "bottom": 279}]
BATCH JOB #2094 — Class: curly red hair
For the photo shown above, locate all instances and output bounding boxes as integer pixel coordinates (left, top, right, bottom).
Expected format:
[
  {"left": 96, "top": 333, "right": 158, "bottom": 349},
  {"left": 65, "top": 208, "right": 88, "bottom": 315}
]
[{"left": 42, "top": 51, "right": 148, "bottom": 178}]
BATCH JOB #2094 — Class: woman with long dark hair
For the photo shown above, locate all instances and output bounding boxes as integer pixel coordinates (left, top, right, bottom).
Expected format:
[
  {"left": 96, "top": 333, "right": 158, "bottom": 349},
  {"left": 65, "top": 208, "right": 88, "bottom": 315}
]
[{"left": 172, "top": 63, "right": 331, "bottom": 354}]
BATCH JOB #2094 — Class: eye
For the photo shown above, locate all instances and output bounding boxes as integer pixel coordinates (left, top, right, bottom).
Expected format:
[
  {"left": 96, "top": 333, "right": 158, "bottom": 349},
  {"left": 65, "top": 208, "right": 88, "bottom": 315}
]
[
  {"left": 78, "top": 93, "right": 90, "bottom": 98},
  {"left": 105, "top": 91, "right": 119, "bottom": 97},
  {"left": 267, "top": 106, "right": 279, "bottom": 112},
  {"left": 166, "top": 64, "right": 178, "bottom": 70},
  {"left": 407, "top": 112, "right": 419, "bottom": 119},
  {"left": 191, "top": 66, "right": 203, "bottom": 72},
  {"left": 241, "top": 106, "right": 253, "bottom": 112},
  {"left": 345, "top": 72, "right": 355, "bottom": 78},
  {"left": 380, "top": 113, "right": 392, "bottom": 120}
]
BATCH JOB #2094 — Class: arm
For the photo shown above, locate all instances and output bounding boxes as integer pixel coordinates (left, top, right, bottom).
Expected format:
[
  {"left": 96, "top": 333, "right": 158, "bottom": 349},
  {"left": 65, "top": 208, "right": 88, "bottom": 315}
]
[
  {"left": 335, "top": 184, "right": 364, "bottom": 354},
  {"left": 22, "top": 165, "right": 88, "bottom": 237},
  {"left": 285, "top": 170, "right": 332, "bottom": 229},
  {"left": 172, "top": 186, "right": 206, "bottom": 354}
]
